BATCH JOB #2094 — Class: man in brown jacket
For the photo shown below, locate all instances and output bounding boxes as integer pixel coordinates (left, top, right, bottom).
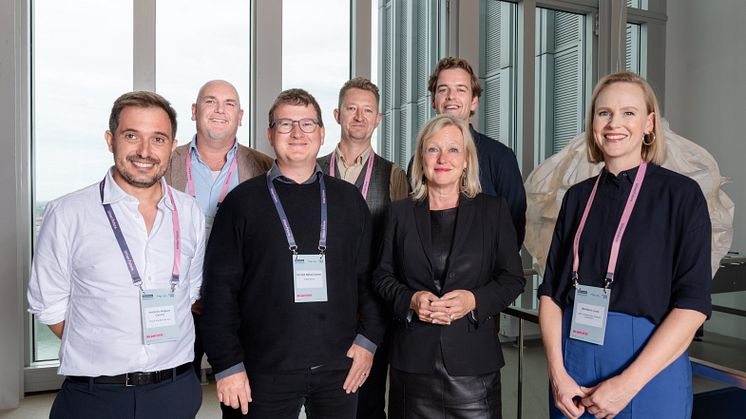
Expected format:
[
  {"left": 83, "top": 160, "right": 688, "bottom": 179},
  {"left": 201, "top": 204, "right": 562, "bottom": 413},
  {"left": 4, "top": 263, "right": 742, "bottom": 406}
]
[{"left": 164, "top": 79, "right": 272, "bottom": 378}]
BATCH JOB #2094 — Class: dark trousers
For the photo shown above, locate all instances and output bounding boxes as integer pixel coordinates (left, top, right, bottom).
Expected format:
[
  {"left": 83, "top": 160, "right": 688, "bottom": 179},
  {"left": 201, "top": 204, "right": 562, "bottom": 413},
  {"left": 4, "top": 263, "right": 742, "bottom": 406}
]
[
  {"left": 50, "top": 368, "right": 202, "bottom": 419},
  {"left": 356, "top": 337, "right": 389, "bottom": 419},
  {"left": 192, "top": 311, "right": 205, "bottom": 376},
  {"left": 221, "top": 367, "right": 358, "bottom": 419}
]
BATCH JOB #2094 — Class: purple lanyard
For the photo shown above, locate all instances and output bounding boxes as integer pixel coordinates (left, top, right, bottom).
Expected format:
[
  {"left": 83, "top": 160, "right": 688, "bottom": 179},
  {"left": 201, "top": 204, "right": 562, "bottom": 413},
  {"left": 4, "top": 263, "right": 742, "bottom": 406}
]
[
  {"left": 572, "top": 160, "right": 648, "bottom": 289},
  {"left": 329, "top": 149, "right": 375, "bottom": 200},
  {"left": 186, "top": 147, "right": 238, "bottom": 207},
  {"left": 100, "top": 178, "right": 181, "bottom": 290},
  {"left": 266, "top": 173, "right": 328, "bottom": 255}
]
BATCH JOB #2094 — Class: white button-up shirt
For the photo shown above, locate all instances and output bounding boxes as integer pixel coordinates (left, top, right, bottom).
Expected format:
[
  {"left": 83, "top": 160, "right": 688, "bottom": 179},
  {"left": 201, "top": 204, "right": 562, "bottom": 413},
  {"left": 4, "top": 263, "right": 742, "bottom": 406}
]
[{"left": 28, "top": 168, "right": 206, "bottom": 376}]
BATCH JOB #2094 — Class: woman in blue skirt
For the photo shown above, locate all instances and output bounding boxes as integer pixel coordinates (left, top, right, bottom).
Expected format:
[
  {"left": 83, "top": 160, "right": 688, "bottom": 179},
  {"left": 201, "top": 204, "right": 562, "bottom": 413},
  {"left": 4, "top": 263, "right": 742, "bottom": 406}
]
[{"left": 538, "top": 71, "right": 711, "bottom": 419}]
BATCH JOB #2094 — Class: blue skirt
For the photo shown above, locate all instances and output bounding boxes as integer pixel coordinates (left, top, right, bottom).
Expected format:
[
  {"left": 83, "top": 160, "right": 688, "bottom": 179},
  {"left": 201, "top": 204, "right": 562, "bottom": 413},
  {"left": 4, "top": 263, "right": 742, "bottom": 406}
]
[{"left": 549, "top": 310, "right": 692, "bottom": 418}]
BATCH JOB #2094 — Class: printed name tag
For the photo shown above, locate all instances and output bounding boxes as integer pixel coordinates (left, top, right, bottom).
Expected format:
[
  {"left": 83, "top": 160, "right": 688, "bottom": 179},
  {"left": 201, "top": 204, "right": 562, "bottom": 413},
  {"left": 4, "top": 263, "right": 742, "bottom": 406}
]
[
  {"left": 570, "top": 284, "right": 610, "bottom": 345},
  {"left": 293, "top": 254, "right": 328, "bottom": 303},
  {"left": 140, "top": 288, "right": 180, "bottom": 345}
]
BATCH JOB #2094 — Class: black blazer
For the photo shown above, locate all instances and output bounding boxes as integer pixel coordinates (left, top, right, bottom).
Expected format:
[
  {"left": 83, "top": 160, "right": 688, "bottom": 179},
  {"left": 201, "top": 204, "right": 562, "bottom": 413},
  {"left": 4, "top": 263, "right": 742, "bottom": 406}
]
[{"left": 373, "top": 193, "right": 525, "bottom": 375}]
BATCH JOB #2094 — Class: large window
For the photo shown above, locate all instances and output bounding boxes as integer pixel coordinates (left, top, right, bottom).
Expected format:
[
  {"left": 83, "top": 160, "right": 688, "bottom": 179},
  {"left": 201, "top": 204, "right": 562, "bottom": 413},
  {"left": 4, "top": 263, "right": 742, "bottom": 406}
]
[
  {"left": 479, "top": 1, "right": 518, "bottom": 150},
  {"left": 378, "top": 0, "right": 445, "bottom": 167},
  {"left": 29, "top": 0, "right": 254, "bottom": 375},
  {"left": 156, "top": 0, "right": 252, "bottom": 146},
  {"left": 535, "top": 7, "right": 589, "bottom": 159},
  {"left": 282, "top": 0, "right": 350, "bottom": 158},
  {"left": 32, "top": 0, "right": 134, "bottom": 362}
]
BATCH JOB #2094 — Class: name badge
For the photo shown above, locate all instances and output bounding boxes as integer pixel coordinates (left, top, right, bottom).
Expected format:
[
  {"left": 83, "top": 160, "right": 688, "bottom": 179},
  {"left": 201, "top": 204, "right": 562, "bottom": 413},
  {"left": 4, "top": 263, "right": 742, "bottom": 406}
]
[
  {"left": 140, "top": 288, "right": 180, "bottom": 345},
  {"left": 293, "top": 254, "right": 328, "bottom": 303},
  {"left": 570, "top": 284, "right": 610, "bottom": 345}
]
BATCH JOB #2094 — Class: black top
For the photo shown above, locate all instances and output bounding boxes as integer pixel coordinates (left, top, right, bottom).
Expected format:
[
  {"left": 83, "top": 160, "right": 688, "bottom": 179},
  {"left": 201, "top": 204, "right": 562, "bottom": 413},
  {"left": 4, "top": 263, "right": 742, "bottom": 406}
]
[
  {"left": 537, "top": 163, "right": 712, "bottom": 325},
  {"left": 373, "top": 194, "right": 525, "bottom": 375},
  {"left": 430, "top": 208, "right": 458, "bottom": 293},
  {"left": 200, "top": 172, "right": 386, "bottom": 374}
]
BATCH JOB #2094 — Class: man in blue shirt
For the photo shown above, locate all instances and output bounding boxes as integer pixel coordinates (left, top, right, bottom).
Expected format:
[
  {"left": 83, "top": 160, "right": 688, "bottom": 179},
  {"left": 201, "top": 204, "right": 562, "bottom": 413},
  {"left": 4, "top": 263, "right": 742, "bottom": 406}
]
[{"left": 164, "top": 80, "right": 272, "bottom": 377}]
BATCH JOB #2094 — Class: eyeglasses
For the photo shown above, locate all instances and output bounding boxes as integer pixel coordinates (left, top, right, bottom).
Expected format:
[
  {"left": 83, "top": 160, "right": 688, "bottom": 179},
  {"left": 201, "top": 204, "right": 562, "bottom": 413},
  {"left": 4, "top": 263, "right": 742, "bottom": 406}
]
[{"left": 270, "top": 118, "right": 321, "bottom": 134}]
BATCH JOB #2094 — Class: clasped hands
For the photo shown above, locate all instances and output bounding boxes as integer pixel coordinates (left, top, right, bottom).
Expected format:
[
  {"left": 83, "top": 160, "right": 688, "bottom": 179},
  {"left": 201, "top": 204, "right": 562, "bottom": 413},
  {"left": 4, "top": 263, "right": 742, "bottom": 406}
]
[
  {"left": 551, "top": 369, "right": 637, "bottom": 419},
  {"left": 410, "top": 290, "right": 476, "bottom": 325}
]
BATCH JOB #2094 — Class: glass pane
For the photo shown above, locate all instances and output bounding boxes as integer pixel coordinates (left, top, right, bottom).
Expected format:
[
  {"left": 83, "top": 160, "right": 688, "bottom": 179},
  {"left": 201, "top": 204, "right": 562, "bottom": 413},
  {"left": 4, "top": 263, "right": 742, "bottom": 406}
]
[
  {"left": 377, "top": 1, "right": 441, "bottom": 167},
  {"left": 479, "top": 1, "right": 518, "bottom": 152},
  {"left": 156, "top": 0, "right": 251, "bottom": 147},
  {"left": 32, "top": 0, "right": 133, "bottom": 362},
  {"left": 626, "top": 0, "right": 648, "bottom": 10},
  {"left": 283, "top": 0, "right": 350, "bottom": 158},
  {"left": 626, "top": 23, "right": 642, "bottom": 75},
  {"left": 534, "top": 7, "right": 587, "bottom": 161}
]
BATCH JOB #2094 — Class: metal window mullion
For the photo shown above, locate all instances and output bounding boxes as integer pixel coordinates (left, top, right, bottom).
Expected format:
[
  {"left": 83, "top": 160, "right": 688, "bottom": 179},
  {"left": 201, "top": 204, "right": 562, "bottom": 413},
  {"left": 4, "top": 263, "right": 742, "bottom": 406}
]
[
  {"left": 133, "top": 0, "right": 156, "bottom": 91},
  {"left": 517, "top": 0, "right": 536, "bottom": 174}
]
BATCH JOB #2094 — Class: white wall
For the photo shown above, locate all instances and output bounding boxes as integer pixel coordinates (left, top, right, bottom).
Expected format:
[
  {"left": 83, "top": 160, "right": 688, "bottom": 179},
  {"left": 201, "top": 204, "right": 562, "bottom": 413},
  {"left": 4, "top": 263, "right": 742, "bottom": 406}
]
[
  {"left": 0, "top": 0, "right": 28, "bottom": 409},
  {"left": 665, "top": 0, "right": 746, "bottom": 337}
]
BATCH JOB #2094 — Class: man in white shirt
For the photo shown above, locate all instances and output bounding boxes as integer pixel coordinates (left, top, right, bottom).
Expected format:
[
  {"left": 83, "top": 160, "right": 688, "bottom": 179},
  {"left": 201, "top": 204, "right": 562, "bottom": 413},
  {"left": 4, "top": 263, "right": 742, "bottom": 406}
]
[{"left": 28, "top": 91, "right": 206, "bottom": 419}]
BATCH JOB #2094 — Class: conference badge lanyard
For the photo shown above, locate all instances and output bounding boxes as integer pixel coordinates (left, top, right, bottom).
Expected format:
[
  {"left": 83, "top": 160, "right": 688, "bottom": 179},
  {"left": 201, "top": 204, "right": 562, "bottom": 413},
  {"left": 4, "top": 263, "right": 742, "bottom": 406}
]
[
  {"left": 329, "top": 149, "right": 375, "bottom": 200},
  {"left": 266, "top": 173, "right": 329, "bottom": 303},
  {"left": 100, "top": 178, "right": 182, "bottom": 345},
  {"left": 186, "top": 146, "right": 238, "bottom": 233},
  {"left": 569, "top": 160, "right": 647, "bottom": 345}
]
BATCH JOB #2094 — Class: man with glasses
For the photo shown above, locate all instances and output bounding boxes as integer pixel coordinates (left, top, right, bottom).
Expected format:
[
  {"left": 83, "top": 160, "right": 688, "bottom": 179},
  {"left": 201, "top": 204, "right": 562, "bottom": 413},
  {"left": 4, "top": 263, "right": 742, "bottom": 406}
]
[
  {"left": 164, "top": 79, "right": 272, "bottom": 378},
  {"left": 201, "top": 89, "right": 386, "bottom": 418},
  {"left": 318, "top": 77, "right": 408, "bottom": 419},
  {"left": 27, "top": 91, "right": 205, "bottom": 419}
]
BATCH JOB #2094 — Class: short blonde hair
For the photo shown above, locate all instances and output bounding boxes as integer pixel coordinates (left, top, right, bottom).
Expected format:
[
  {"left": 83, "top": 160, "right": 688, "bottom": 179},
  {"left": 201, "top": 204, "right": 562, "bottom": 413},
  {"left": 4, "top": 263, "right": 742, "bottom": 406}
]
[
  {"left": 585, "top": 71, "right": 666, "bottom": 164},
  {"left": 410, "top": 114, "right": 481, "bottom": 201}
]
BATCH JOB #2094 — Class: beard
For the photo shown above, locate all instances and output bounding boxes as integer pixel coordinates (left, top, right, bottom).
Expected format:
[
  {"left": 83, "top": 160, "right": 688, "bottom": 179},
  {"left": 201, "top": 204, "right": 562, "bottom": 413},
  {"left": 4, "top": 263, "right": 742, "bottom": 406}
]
[{"left": 114, "top": 155, "right": 166, "bottom": 188}]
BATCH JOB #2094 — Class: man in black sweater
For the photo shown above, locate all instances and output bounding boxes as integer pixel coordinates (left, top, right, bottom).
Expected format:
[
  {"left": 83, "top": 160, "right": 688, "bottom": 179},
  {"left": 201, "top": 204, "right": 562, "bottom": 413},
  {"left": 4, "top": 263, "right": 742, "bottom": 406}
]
[{"left": 201, "top": 89, "right": 386, "bottom": 419}]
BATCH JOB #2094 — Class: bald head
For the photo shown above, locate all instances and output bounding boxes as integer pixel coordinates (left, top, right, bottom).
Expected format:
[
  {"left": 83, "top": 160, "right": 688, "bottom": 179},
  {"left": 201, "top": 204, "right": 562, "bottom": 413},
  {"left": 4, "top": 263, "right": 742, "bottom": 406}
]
[{"left": 192, "top": 80, "right": 244, "bottom": 145}]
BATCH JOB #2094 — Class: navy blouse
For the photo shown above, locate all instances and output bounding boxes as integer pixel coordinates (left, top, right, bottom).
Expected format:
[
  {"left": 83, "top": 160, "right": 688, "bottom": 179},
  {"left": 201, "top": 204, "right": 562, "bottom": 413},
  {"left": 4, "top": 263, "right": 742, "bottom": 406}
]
[{"left": 537, "top": 163, "right": 712, "bottom": 325}]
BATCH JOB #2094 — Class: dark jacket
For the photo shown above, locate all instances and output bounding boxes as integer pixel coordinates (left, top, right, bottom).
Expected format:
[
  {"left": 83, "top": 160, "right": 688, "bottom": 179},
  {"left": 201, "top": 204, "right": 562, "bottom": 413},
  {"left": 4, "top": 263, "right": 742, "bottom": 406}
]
[{"left": 373, "top": 193, "right": 525, "bottom": 375}]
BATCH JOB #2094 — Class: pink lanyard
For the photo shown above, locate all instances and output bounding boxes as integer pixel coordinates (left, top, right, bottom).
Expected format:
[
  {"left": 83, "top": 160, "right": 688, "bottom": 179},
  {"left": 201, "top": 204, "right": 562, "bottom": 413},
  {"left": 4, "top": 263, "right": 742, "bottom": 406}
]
[
  {"left": 100, "top": 178, "right": 181, "bottom": 290},
  {"left": 329, "top": 149, "right": 375, "bottom": 200},
  {"left": 186, "top": 147, "right": 238, "bottom": 206},
  {"left": 572, "top": 160, "right": 648, "bottom": 289}
]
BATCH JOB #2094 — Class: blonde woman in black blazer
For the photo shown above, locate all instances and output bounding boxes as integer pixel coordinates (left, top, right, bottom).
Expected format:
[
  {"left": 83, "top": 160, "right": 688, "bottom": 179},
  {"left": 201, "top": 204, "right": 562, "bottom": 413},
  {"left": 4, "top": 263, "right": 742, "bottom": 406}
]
[{"left": 373, "top": 114, "right": 525, "bottom": 419}]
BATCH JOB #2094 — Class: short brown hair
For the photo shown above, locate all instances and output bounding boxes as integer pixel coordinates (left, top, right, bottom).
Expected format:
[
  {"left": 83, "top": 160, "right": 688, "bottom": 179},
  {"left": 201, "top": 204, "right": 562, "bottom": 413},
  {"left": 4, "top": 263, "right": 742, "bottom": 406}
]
[
  {"left": 109, "top": 91, "right": 178, "bottom": 138},
  {"left": 337, "top": 77, "right": 380, "bottom": 110},
  {"left": 427, "top": 57, "right": 483, "bottom": 98},
  {"left": 585, "top": 71, "right": 666, "bottom": 165},
  {"left": 268, "top": 88, "right": 324, "bottom": 128}
]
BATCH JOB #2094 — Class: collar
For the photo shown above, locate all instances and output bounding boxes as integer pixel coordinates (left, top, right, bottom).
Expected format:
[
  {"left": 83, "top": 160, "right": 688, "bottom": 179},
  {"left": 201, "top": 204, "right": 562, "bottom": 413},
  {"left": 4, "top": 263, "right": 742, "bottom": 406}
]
[
  {"left": 335, "top": 144, "right": 372, "bottom": 166},
  {"left": 268, "top": 161, "right": 323, "bottom": 185},
  {"left": 602, "top": 164, "right": 641, "bottom": 186},
  {"left": 189, "top": 135, "right": 239, "bottom": 162},
  {"left": 102, "top": 167, "right": 173, "bottom": 210}
]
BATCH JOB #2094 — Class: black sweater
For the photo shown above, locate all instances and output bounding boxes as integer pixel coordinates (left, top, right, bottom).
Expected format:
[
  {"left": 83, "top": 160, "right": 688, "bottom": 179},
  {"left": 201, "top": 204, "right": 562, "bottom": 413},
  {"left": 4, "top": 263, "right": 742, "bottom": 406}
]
[{"left": 200, "top": 174, "right": 385, "bottom": 374}]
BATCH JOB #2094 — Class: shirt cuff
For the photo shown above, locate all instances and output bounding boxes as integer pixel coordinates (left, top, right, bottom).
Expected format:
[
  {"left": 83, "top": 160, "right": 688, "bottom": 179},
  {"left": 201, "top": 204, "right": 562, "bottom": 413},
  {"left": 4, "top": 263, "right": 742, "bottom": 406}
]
[
  {"left": 214, "top": 362, "right": 245, "bottom": 381},
  {"left": 353, "top": 334, "right": 377, "bottom": 355}
]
